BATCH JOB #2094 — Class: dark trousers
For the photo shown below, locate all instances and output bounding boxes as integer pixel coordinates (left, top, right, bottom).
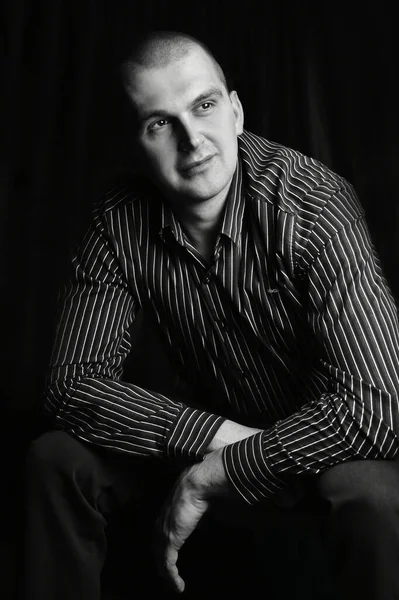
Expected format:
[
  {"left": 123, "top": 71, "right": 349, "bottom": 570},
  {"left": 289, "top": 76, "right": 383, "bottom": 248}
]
[{"left": 23, "top": 430, "right": 399, "bottom": 600}]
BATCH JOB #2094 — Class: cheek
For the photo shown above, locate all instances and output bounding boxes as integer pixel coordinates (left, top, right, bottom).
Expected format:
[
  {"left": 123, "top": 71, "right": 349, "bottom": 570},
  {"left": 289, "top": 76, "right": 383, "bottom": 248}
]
[
  {"left": 220, "top": 127, "right": 238, "bottom": 160},
  {"left": 217, "top": 116, "right": 238, "bottom": 145},
  {"left": 145, "top": 150, "right": 178, "bottom": 184},
  {"left": 143, "top": 146, "right": 168, "bottom": 171}
]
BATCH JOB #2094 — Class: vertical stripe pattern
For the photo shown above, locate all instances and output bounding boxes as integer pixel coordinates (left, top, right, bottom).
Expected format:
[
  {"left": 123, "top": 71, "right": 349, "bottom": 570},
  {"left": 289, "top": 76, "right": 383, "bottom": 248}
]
[{"left": 44, "top": 130, "right": 399, "bottom": 504}]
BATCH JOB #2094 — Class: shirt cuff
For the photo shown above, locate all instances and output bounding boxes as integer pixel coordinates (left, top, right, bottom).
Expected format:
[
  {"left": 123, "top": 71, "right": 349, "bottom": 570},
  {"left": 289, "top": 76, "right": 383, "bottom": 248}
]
[
  {"left": 222, "top": 429, "right": 286, "bottom": 505},
  {"left": 165, "top": 406, "right": 225, "bottom": 462}
]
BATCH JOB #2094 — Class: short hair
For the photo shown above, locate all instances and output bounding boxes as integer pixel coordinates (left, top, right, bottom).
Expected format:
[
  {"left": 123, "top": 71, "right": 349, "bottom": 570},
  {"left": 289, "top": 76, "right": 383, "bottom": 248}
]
[{"left": 120, "top": 30, "right": 230, "bottom": 92}]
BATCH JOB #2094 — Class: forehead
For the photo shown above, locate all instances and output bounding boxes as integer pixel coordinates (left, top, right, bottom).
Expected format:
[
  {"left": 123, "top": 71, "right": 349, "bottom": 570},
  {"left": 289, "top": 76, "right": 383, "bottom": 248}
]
[{"left": 125, "top": 48, "right": 226, "bottom": 117}]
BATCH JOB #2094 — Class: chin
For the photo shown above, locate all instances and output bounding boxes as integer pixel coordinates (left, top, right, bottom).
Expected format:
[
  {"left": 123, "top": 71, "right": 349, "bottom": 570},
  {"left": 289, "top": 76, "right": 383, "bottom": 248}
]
[
  {"left": 184, "top": 189, "right": 226, "bottom": 204},
  {"left": 182, "top": 178, "right": 231, "bottom": 202}
]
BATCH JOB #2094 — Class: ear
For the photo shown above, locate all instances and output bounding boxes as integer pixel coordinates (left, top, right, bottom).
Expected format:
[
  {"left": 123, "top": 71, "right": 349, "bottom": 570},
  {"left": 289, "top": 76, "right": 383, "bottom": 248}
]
[{"left": 229, "top": 90, "right": 244, "bottom": 135}]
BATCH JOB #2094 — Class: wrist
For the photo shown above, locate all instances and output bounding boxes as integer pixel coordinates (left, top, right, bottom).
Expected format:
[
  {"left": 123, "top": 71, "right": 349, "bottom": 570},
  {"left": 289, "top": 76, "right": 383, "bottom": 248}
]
[
  {"left": 187, "top": 449, "right": 229, "bottom": 499},
  {"left": 205, "top": 419, "right": 262, "bottom": 453}
]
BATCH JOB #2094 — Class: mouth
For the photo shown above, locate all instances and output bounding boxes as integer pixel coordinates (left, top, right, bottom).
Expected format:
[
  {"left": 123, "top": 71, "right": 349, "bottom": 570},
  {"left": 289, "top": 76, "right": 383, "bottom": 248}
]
[{"left": 180, "top": 155, "right": 215, "bottom": 174}]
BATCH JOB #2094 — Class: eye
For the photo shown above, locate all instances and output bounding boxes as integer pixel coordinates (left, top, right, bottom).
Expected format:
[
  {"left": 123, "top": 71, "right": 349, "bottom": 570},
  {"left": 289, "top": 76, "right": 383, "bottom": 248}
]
[
  {"left": 148, "top": 118, "right": 170, "bottom": 131},
  {"left": 199, "top": 102, "right": 213, "bottom": 111}
]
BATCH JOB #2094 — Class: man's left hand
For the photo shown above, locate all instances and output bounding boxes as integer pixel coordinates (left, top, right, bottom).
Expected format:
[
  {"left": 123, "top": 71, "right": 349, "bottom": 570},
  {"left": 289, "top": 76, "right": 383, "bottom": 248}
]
[{"left": 154, "top": 449, "right": 229, "bottom": 593}]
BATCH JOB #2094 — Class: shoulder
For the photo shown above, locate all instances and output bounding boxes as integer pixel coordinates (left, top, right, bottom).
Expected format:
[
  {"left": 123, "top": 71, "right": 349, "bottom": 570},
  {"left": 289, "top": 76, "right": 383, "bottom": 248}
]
[
  {"left": 92, "top": 171, "right": 151, "bottom": 220},
  {"left": 239, "top": 130, "right": 364, "bottom": 227}
]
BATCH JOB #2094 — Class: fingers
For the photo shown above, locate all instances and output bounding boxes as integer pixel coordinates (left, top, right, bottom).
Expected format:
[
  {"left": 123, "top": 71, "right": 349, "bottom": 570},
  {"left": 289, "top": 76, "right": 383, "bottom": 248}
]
[
  {"left": 153, "top": 476, "right": 210, "bottom": 593},
  {"left": 153, "top": 525, "right": 186, "bottom": 593},
  {"left": 164, "top": 544, "right": 185, "bottom": 593}
]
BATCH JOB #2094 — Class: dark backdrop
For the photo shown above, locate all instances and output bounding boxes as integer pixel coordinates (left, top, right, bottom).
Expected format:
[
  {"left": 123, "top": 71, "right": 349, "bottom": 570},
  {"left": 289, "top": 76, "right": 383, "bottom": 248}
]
[
  {"left": 3, "top": 1, "right": 399, "bottom": 414},
  {"left": 2, "top": 3, "right": 399, "bottom": 598}
]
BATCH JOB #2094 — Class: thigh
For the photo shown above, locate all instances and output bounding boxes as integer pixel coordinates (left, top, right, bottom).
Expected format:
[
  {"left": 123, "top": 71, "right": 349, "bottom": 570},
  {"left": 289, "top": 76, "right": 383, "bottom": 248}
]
[
  {"left": 25, "top": 428, "right": 180, "bottom": 518},
  {"left": 197, "top": 494, "right": 331, "bottom": 598},
  {"left": 315, "top": 457, "right": 399, "bottom": 509}
]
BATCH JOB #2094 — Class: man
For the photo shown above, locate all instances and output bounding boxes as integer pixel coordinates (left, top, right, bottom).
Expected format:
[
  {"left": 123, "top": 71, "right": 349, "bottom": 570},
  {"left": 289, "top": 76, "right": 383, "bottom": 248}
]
[{"left": 24, "top": 30, "right": 399, "bottom": 599}]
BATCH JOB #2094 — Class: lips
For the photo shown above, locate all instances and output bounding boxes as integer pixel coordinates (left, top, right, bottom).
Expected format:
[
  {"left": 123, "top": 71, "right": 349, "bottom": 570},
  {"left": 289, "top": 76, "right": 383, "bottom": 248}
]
[{"left": 181, "top": 155, "right": 214, "bottom": 172}]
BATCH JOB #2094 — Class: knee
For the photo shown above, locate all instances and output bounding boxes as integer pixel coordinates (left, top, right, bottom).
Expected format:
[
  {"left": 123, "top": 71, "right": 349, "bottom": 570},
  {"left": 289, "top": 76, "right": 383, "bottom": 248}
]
[
  {"left": 317, "top": 459, "right": 399, "bottom": 518},
  {"left": 25, "top": 430, "right": 96, "bottom": 487}
]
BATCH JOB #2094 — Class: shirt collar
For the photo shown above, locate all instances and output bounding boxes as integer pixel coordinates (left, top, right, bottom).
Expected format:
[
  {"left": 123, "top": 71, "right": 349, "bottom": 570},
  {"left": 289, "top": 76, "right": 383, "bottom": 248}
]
[
  {"left": 237, "top": 130, "right": 277, "bottom": 207},
  {"left": 159, "top": 201, "right": 186, "bottom": 246},
  {"left": 218, "top": 156, "right": 245, "bottom": 245}
]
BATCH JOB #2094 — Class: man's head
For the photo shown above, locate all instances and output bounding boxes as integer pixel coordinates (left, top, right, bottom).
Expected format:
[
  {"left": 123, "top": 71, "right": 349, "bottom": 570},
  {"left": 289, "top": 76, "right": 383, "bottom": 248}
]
[{"left": 121, "top": 31, "right": 244, "bottom": 207}]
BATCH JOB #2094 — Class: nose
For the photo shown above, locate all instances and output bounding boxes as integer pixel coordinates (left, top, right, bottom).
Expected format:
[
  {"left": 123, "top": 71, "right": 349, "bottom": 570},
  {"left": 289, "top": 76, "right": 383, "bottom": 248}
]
[{"left": 177, "top": 118, "right": 204, "bottom": 153}]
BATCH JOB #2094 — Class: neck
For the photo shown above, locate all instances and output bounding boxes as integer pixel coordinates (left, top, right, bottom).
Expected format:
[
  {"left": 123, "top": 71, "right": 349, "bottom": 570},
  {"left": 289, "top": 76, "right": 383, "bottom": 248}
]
[{"left": 170, "top": 193, "right": 227, "bottom": 262}]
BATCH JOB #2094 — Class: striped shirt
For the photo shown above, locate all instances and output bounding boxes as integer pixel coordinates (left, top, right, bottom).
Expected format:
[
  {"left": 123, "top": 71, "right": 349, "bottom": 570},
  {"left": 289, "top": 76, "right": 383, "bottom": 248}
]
[{"left": 44, "top": 129, "right": 399, "bottom": 505}]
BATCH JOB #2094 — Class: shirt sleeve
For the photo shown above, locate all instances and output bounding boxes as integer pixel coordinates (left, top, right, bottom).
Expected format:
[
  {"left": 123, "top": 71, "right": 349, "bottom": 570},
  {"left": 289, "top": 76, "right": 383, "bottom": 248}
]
[
  {"left": 43, "top": 209, "right": 224, "bottom": 462},
  {"left": 223, "top": 185, "right": 399, "bottom": 505}
]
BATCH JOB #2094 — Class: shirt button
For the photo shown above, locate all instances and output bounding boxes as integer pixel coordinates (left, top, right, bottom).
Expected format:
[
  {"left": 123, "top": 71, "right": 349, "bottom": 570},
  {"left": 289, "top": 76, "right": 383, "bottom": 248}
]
[
  {"left": 219, "top": 319, "right": 228, "bottom": 330},
  {"left": 203, "top": 273, "right": 211, "bottom": 284},
  {"left": 240, "top": 368, "right": 250, "bottom": 378}
]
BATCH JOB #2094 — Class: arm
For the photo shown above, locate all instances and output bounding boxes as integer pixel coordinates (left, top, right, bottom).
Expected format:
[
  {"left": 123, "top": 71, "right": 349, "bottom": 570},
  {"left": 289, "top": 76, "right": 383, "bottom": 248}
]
[
  {"left": 222, "top": 186, "right": 399, "bottom": 505},
  {"left": 44, "top": 204, "right": 224, "bottom": 462}
]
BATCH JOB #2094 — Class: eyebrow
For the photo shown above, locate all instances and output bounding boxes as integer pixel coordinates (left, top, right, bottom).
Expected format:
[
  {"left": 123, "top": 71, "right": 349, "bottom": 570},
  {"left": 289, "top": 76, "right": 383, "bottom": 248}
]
[{"left": 139, "top": 86, "right": 224, "bottom": 124}]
